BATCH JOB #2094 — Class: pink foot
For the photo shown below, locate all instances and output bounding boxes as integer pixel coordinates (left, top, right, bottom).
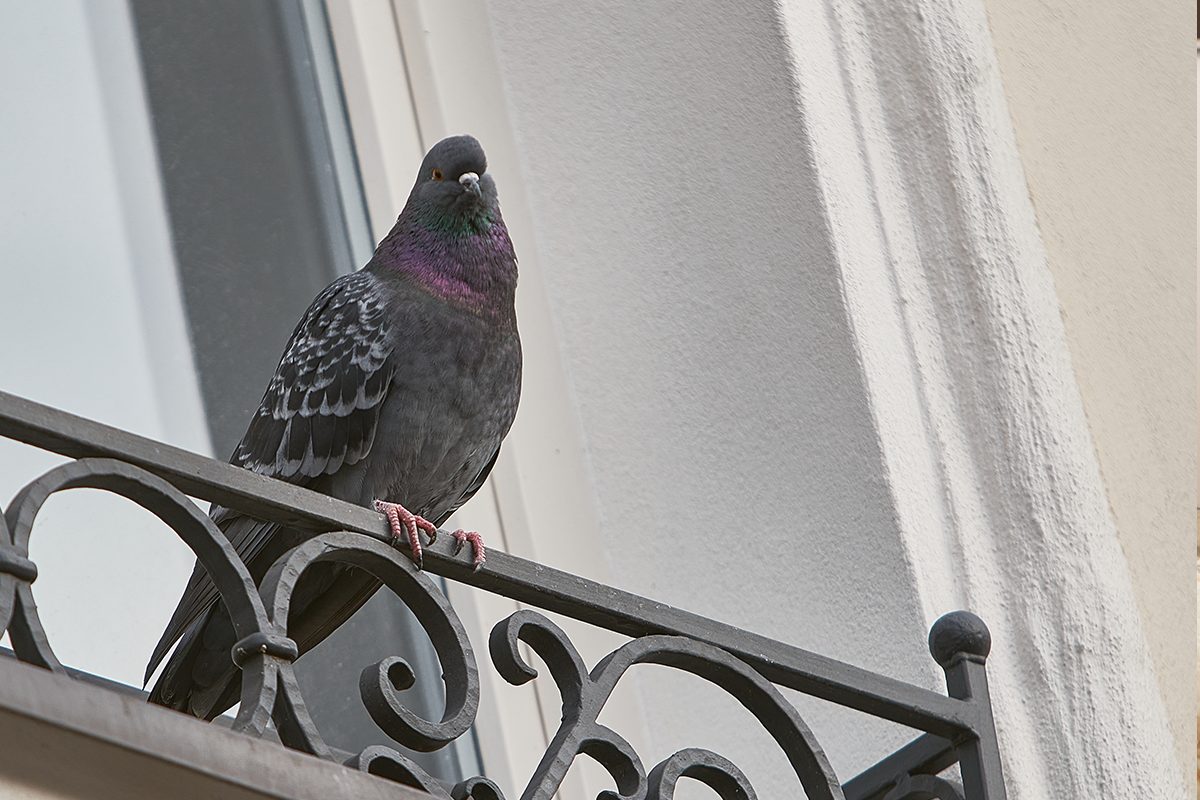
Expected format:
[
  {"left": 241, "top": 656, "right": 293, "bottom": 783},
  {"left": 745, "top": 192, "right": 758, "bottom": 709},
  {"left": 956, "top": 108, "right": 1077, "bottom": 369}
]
[
  {"left": 374, "top": 500, "right": 437, "bottom": 568},
  {"left": 450, "top": 529, "right": 486, "bottom": 571}
]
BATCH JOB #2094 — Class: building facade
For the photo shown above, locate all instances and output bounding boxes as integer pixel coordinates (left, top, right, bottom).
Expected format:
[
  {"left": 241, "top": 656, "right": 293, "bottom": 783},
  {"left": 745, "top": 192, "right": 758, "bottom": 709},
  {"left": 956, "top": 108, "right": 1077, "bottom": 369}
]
[{"left": 0, "top": 1, "right": 1190, "bottom": 798}]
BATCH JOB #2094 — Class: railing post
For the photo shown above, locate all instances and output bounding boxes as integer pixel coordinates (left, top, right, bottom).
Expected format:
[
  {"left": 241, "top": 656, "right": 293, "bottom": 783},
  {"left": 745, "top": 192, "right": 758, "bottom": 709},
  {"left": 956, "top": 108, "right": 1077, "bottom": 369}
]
[{"left": 929, "top": 612, "right": 1006, "bottom": 800}]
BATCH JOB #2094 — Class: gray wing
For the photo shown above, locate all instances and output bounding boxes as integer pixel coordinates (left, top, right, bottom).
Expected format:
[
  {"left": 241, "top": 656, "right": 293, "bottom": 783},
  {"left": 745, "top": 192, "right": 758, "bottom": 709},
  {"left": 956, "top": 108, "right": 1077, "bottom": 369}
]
[
  {"left": 145, "top": 270, "right": 395, "bottom": 685},
  {"left": 234, "top": 269, "right": 394, "bottom": 480}
]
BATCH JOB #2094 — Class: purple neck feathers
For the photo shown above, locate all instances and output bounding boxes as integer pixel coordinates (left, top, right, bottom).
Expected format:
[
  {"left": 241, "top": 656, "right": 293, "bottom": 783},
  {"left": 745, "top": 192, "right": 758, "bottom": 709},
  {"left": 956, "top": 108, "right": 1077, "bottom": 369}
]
[{"left": 367, "top": 213, "right": 517, "bottom": 319}]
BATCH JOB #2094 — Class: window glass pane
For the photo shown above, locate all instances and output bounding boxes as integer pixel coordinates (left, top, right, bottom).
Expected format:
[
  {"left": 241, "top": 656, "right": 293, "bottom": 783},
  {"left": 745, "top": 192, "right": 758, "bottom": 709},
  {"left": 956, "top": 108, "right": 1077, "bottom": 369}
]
[
  {"left": 130, "top": 0, "right": 363, "bottom": 460},
  {"left": 0, "top": 0, "right": 204, "bottom": 688}
]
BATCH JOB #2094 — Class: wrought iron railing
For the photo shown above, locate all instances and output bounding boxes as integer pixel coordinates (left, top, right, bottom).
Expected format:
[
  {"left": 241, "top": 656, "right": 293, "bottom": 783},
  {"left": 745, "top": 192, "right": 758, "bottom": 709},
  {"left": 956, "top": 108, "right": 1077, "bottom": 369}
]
[{"left": 0, "top": 389, "right": 1005, "bottom": 800}]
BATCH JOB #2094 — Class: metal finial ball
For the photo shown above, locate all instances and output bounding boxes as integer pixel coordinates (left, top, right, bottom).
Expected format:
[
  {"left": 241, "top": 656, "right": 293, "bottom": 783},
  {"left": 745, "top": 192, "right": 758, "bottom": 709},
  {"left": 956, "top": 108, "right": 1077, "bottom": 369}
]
[{"left": 928, "top": 611, "right": 991, "bottom": 667}]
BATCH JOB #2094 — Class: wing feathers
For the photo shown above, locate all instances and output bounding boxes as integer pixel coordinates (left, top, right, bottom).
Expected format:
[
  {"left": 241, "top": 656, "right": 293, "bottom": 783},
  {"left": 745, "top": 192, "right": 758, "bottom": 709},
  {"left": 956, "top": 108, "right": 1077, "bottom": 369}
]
[
  {"left": 232, "top": 270, "right": 394, "bottom": 480},
  {"left": 148, "top": 271, "right": 396, "bottom": 683}
]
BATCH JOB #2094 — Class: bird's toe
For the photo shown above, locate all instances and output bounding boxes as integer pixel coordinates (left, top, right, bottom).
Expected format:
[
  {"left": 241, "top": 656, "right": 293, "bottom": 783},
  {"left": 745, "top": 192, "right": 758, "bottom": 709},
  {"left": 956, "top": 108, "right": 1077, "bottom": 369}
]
[
  {"left": 374, "top": 499, "right": 432, "bottom": 569},
  {"left": 450, "top": 529, "right": 486, "bottom": 570}
]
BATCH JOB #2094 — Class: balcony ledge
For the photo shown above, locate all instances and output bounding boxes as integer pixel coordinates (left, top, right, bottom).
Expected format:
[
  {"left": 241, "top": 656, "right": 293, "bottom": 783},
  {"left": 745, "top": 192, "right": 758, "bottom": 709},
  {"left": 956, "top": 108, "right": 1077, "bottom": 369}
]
[{"left": 0, "top": 655, "right": 428, "bottom": 800}]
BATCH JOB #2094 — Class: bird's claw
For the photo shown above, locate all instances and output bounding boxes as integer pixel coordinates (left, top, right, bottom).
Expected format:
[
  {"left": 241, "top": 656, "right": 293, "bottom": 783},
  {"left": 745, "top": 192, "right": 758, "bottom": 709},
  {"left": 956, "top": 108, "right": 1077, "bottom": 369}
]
[
  {"left": 374, "top": 499, "right": 437, "bottom": 569},
  {"left": 450, "top": 529, "right": 486, "bottom": 571}
]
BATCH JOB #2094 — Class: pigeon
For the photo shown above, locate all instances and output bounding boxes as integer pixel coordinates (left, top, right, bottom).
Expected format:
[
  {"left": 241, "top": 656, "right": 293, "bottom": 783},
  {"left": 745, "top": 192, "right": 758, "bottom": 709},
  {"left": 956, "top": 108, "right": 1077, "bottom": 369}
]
[{"left": 146, "top": 135, "right": 521, "bottom": 719}]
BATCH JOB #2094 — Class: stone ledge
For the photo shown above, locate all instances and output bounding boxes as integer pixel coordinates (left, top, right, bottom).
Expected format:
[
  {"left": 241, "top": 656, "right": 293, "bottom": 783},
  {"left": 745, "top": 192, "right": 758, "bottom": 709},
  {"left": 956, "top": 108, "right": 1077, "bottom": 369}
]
[{"left": 0, "top": 656, "right": 428, "bottom": 800}]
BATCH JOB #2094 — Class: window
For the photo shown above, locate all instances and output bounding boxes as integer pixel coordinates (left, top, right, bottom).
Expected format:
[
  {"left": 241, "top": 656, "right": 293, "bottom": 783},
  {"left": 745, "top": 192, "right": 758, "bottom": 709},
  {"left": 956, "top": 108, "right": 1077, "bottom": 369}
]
[{"left": 129, "top": 0, "right": 478, "bottom": 781}]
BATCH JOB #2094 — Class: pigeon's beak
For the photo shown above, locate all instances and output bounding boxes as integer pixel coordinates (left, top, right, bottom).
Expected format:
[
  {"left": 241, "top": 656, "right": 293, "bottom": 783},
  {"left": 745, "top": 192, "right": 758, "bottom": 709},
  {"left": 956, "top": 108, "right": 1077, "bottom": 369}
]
[{"left": 459, "top": 172, "right": 481, "bottom": 197}]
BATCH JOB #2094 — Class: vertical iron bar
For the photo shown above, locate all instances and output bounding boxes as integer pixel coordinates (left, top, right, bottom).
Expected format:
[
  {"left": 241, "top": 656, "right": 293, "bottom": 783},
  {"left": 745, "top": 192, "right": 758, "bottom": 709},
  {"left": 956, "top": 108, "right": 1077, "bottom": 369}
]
[
  {"left": 941, "top": 659, "right": 1005, "bottom": 800},
  {"left": 929, "top": 612, "right": 1006, "bottom": 800}
]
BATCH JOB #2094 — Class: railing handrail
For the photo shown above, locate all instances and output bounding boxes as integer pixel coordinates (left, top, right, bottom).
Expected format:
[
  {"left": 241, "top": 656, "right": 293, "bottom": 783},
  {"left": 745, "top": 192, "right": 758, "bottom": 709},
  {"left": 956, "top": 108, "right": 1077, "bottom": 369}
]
[
  {"left": 0, "top": 389, "right": 1006, "bottom": 799},
  {"left": 0, "top": 389, "right": 976, "bottom": 738}
]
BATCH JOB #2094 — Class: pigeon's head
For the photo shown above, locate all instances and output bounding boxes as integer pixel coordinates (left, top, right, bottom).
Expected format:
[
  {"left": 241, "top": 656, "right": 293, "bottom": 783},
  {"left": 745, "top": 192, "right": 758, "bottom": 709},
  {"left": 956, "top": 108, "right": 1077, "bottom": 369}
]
[{"left": 407, "top": 135, "right": 498, "bottom": 234}]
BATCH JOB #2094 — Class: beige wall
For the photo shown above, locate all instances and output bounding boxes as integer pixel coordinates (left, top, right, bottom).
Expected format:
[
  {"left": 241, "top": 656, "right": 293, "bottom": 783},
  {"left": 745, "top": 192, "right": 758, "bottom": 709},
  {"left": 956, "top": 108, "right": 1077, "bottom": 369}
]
[{"left": 982, "top": 0, "right": 1195, "bottom": 784}]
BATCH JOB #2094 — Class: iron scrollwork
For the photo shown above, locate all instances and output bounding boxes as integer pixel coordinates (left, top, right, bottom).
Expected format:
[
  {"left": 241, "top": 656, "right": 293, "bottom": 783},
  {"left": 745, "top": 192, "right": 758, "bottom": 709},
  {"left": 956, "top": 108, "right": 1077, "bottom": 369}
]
[
  {"left": 0, "top": 457, "right": 277, "bottom": 733},
  {"left": 0, "top": 392, "right": 1006, "bottom": 799},
  {"left": 646, "top": 749, "right": 757, "bottom": 800},
  {"left": 880, "top": 774, "right": 966, "bottom": 800},
  {"left": 346, "top": 746, "right": 506, "bottom": 799},
  {"left": 0, "top": 459, "right": 504, "bottom": 797},
  {"left": 489, "top": 609, "right": 844, "bottom": 800},
  {"left": 253, "top": 530, "right": 502, "bottom": 798}
]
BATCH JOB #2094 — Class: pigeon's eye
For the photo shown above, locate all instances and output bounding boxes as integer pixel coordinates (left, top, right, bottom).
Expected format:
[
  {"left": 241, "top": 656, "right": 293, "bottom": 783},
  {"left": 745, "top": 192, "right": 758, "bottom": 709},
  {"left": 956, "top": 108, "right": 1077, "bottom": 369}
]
[{"left": 432, "top": 168, "right": 444, "bottom": 181}]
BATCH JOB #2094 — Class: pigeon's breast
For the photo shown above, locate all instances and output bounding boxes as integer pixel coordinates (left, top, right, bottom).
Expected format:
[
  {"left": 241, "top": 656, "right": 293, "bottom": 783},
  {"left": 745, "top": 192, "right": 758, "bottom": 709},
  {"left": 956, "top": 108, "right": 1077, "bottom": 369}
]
[{"left": 327, "top": 298, "right": 520, "bottom": 522}]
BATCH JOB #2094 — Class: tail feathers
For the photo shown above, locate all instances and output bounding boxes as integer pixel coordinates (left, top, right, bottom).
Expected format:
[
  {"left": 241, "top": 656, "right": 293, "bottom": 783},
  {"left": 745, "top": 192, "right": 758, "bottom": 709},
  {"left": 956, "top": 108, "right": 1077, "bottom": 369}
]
[
  {"left": 147, "top": 563, "right": 384, "bottom": 721},
  {"left": 145, "top": 515, "right": 284, "bottom": 688},
  {"left": 148, "top": 602, "right": 241, "bottom": 720}
]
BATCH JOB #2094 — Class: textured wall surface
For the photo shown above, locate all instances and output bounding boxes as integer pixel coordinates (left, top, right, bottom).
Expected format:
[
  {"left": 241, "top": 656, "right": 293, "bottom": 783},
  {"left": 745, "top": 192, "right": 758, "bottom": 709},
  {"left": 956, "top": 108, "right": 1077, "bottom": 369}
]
[
  {"left": 477, "top": 0, "right": 1184, "bottom": 796},
  {"left": 982, "top": 0, "right": 1195, "bottom": 784},
  {"left": 483, "top": 0, "right": 935, "bottom": 791},
  {"left": 777, "top": 0, "right": 1181, "bottom": 794}
]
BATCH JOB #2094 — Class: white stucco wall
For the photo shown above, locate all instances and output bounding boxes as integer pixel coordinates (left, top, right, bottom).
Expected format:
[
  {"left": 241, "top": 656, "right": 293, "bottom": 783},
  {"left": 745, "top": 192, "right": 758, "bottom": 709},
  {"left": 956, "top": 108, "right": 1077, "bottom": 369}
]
[
  {"left": 479, "top": 2, "right": 950, "bottom": 794},
  {"left": 981, "top": 0, "right": 1195, "bottom": 785},
  {"left": 342, "top": 1, "right": 937, "bottom": 793},
  {"left": 450, "top": 0, "right": 1180, "bottom": 796},
  {"left": 0, "top": 0, "right": 1184, "bottom": 797}
]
